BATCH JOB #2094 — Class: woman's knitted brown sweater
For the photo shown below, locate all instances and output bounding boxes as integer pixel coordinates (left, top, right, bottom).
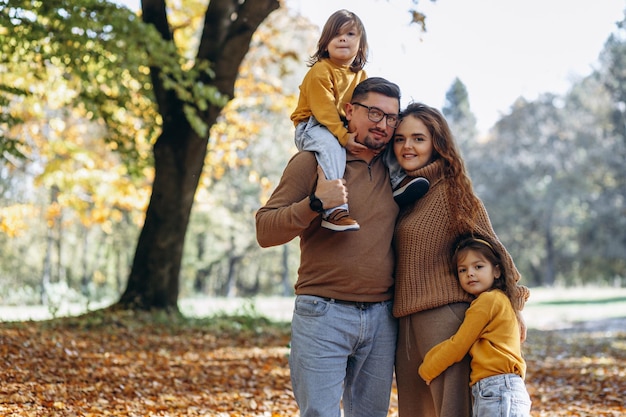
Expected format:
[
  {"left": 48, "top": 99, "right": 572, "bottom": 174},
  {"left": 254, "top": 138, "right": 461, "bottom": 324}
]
[{"left": 393, "top": 158, "right": 529, "bottom": 318}]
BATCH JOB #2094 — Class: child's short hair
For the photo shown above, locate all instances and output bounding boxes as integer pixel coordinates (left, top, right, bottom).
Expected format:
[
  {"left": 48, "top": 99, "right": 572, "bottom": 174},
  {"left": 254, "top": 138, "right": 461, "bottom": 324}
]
[{"left": 309, "top": 9, "right": 368, "bottom": 72}]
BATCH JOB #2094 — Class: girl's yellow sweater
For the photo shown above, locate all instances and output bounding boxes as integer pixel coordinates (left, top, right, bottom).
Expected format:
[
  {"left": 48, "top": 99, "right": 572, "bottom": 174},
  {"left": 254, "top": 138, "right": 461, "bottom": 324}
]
[
  {"left": 418, "top": 289, "right": 526, "bottom": 386},
  {"left": 290, "top": 59, "right": 367, "bottom": 146}
]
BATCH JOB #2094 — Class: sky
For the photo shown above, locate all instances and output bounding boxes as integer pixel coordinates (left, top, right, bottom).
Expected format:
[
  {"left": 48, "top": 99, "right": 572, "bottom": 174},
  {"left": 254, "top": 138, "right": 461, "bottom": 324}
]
[{"left": 116, "top": 0, "right": 625, "bottom": 133}]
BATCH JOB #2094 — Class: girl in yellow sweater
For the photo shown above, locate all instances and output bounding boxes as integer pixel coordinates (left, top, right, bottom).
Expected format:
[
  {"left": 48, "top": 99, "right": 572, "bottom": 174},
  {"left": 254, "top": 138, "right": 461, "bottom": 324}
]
[
  {"left": 290, "top": 9, "right": 367, "bottom": 231},
  {"left": 291, "top": 10, "right": 428, "bottom": 232},
  {"left": 419, "top": 236, "right": 532, "bottom": 417}
]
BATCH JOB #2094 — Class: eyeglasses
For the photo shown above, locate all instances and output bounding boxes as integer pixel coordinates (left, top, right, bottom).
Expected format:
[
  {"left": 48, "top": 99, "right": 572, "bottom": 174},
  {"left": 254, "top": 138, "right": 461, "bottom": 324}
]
[{"left": 352, "top": 102, "right": 400, "bottom": 128}]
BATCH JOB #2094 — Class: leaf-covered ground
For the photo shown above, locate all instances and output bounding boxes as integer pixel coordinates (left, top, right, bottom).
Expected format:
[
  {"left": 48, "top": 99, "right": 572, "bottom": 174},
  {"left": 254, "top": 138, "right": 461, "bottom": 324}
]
[{"left": 0, "top": 310, "right": 624, "bottom": 416}]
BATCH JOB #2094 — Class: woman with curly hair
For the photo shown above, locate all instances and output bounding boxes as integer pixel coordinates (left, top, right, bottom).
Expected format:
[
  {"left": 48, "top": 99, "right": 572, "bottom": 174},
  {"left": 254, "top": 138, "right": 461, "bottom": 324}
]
[{"left": 389, "top": 103, "right": 530, "bottom": 417}]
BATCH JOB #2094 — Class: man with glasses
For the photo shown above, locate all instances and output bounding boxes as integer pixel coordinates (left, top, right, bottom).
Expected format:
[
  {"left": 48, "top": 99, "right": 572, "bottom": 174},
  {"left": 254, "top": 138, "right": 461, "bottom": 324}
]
[
  {"left": 352, "top": 102, "right": 430, "bottom": 206},
  {"left": 256, "top": 77, "right": 402, "bottom": 417}
]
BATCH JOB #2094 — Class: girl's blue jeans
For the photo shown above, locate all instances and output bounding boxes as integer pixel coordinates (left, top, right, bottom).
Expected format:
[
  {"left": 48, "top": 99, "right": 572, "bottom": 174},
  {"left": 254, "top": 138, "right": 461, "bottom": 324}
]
[
  {"left": 471, "top": 373, "right": 531, "bottom": 417},
  {"left": 295, "top": 117, "right": 348, "bottom": 216}
]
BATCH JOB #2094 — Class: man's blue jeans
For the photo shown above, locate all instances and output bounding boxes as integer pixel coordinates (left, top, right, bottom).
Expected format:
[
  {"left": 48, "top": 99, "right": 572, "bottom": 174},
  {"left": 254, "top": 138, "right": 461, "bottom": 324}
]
[{"left": 289, "top": 295, "right": 398, "bottom": 417}]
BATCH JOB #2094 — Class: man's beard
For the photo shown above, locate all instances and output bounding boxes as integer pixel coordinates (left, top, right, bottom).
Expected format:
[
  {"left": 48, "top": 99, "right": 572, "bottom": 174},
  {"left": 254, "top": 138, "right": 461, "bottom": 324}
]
[{"left": 360, "top": 132, "right": 387, "bottom": 150}]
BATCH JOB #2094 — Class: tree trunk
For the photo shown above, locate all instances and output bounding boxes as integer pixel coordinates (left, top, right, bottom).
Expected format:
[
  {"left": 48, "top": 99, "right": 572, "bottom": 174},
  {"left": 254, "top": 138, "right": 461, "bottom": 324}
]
[
  {"left": 544, "top": 225, "right": 556, "bottom": 286},
  {"left": 542, "top": 194, "right": 557, "bottom": 286},
  {"left": 118, "top": 119, "right": 205, "bottom": 310},
  {"left": 116, "top": 0, "right": 279, "bottom": 311},
  {"left": 41, "top": 185, "right": 60, "bottom": 305}
]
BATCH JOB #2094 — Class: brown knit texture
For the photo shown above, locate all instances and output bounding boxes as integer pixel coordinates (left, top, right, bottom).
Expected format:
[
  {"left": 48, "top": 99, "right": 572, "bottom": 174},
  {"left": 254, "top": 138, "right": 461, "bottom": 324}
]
[
  {"left": 256, "top": 151, "right": 399, "bottom": 302},
  {"left": 392, "top": 159, "right": 528, "bottom": 318}
]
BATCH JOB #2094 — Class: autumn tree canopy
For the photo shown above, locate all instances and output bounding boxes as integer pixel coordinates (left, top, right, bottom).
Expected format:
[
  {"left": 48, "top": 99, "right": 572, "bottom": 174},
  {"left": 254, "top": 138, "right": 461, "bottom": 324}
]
[
  {"left": 2, "top": 0, "right": 281, "bottom": 311},
  {"left": 2, "top": 1, "right": 623, "bottom": 311}
]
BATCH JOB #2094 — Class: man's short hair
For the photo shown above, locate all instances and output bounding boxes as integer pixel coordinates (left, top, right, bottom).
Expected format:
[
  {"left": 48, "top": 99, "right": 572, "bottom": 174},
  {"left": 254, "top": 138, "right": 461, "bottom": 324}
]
[{"left": 351, "top": 77, "right": 401, "bottom": 106}]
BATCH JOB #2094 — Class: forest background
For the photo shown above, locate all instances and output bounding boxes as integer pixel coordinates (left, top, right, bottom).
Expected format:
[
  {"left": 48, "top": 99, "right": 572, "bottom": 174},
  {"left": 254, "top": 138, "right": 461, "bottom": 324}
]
[
  {"left": 0, "top": 1, "right": 625, "bottom": 415},
  {"left": 0, "top": 0, "right": 625, "bottom": 314}
]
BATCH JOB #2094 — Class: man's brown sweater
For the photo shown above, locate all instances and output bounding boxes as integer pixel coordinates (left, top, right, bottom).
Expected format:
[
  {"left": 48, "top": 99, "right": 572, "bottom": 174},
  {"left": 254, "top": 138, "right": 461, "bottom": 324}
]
[{"left": 256, "top": 151, "right": 399, "bottom": 302}]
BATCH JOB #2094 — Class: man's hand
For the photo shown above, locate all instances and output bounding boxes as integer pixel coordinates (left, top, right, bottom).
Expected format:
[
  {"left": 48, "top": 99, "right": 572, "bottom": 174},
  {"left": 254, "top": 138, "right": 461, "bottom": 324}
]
[
  {"left": 313, "top": 165, "right": 349, "bottom": 209},
  {"left": 345, "top": 132, "right": 367, "bottom": 155}
]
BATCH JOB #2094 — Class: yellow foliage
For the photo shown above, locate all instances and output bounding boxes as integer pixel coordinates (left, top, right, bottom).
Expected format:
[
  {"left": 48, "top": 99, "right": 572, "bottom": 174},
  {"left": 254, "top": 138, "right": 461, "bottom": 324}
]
[
  {"left": 45, "top": 203, "right": 62, "bottom": 227},
  {"left": 90, "top": 207, "right": 110, "bottom": 225},
  {"left": 258, "top": 176, "right": 276, "bottom": 207},
  {"left": 0, "top": 205, "right": 39, "bottom": 238},
  {"left": 3, "top": 72, "right": 155, "bottom": 233},
  {"left": 93, "top": 270, "right": 107, "bottom": 285}
]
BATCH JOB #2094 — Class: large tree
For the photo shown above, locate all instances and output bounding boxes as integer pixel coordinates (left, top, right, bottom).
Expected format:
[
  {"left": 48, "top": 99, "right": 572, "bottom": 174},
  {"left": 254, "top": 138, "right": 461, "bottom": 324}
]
[
  {"left": 116, "top": 0, "right": 280, "bottom": 311},
  {"left": 0, "top": 0, "right": 280, "bottom": 311},
  {"left": 1, "top": 0, "right": 429, "bottom": 311}
]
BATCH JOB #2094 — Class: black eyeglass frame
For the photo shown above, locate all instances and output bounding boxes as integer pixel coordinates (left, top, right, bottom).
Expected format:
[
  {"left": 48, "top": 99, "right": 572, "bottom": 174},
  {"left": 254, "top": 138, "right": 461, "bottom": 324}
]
[{"left": 352, "top": 102, "right": 400, "bottom": 128}]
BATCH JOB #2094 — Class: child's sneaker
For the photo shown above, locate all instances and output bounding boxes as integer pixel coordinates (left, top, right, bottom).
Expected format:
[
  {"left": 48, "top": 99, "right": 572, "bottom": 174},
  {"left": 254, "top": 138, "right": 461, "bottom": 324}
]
[
  {"left": 321, "top": 209, "right": 360, "bottom": 231},
  {"left": 393, "top": 177, "right": 430, "bottom": 206}
]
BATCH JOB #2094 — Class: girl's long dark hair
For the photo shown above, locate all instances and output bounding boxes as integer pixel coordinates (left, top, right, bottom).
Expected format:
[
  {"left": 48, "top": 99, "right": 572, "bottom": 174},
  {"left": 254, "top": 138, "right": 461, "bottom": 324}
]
[{"left": 452, "top": 234, "right": 517, "bottom": 302}]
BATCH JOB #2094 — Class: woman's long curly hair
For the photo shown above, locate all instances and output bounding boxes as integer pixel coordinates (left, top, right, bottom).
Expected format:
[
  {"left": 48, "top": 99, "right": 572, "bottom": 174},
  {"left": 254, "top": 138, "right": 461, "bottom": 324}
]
[{"left": 400, "top": 103, "right": 481, "bottom": 232}]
